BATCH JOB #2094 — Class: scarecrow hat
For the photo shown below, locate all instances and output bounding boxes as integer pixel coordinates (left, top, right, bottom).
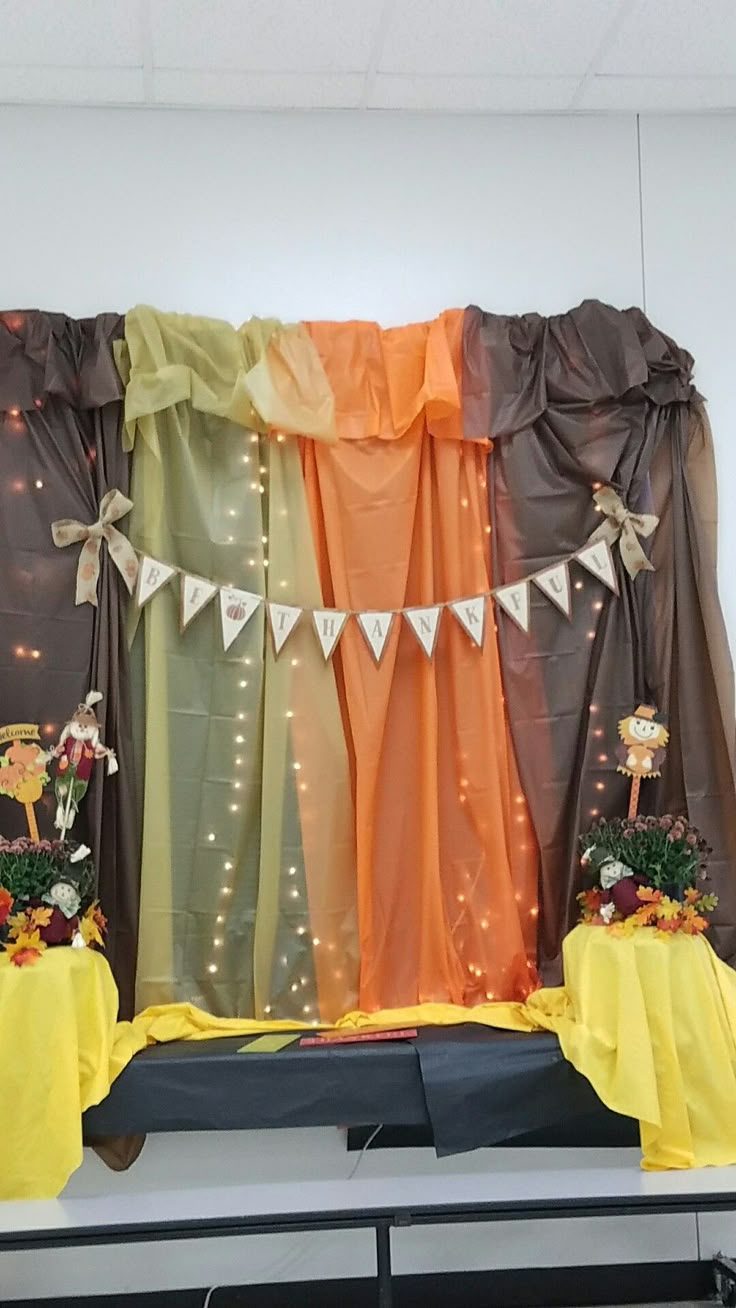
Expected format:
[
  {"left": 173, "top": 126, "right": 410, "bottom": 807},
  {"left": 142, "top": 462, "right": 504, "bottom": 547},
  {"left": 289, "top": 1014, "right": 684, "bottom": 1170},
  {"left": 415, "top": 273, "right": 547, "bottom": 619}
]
[
  {"left": 71, "top": 690, "right": 103, "bottom": 728},
  {"left": 633, "top": 704, "right": 662, "bottom": 723}
]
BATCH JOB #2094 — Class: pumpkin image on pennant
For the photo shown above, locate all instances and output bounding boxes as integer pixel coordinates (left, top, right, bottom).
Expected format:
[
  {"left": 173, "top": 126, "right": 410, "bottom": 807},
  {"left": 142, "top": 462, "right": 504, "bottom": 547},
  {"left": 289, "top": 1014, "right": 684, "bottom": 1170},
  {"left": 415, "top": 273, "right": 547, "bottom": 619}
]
[
  {"left": 226, "top": 597, "right": 248, "bottom": 621},
  {"left": 0, "top": 723, "right": 50, "bottom": 841}
]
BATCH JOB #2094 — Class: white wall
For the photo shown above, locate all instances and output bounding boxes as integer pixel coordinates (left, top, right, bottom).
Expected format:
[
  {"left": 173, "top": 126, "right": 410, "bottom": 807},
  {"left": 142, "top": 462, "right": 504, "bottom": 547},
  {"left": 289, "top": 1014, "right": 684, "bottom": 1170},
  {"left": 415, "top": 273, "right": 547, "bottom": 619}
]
[
  {"left": 2, "top": 106, "right": 733, "bottom": 638},
  {"left": 0, "top": 105, "right": 735, "bottom": 1298}
]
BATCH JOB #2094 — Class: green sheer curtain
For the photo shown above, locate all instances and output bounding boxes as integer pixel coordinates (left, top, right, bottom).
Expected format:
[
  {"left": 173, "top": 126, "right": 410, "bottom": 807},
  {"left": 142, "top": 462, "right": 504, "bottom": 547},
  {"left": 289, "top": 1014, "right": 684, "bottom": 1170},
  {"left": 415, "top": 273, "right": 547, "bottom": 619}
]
[{"left": 117, "top": 308, "right": 358, "bottom": 1020}]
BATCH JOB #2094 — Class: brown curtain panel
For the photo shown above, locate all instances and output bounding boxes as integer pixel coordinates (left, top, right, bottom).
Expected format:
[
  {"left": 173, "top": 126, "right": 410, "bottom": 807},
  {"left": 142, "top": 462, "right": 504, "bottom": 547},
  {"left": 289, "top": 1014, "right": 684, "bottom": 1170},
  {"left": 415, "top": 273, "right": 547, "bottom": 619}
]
[
  {"left": 463, "top": 300, "right": 736, "bottom": 980},
  {"left": 0, "top": 311, "right": 140, "bottom": 1016}
]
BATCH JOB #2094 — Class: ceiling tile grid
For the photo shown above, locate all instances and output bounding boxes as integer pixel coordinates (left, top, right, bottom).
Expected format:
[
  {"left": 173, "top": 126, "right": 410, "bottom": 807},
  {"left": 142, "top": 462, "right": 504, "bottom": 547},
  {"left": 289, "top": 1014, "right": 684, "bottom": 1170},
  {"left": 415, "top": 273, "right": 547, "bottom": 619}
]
[{"left": 0, "top": 0, "right": 733, "bottom": 113}]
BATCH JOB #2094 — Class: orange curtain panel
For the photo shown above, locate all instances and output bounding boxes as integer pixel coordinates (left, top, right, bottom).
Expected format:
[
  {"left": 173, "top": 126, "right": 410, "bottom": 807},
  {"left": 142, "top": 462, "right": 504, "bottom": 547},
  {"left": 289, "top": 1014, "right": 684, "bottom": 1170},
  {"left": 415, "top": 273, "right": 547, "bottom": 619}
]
[{"left": 302, "top": 313, "right": 538, "bottom": 1011}]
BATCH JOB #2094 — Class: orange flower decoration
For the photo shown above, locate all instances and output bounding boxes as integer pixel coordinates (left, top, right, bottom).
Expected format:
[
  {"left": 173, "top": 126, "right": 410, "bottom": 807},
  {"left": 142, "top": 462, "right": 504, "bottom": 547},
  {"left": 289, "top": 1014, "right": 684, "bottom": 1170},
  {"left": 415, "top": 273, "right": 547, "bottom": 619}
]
[
  {"left": 5, "top": 930, "right": 45, "bottom": 966},
  {"left": 637, "top": 886, "right": 663, "bottom": 904},
  {"left": 0, "top": 886, "right": 13, "bottom": 926},
  {"left": 80, "top": 902, "right": 107, "bottom": 948}
]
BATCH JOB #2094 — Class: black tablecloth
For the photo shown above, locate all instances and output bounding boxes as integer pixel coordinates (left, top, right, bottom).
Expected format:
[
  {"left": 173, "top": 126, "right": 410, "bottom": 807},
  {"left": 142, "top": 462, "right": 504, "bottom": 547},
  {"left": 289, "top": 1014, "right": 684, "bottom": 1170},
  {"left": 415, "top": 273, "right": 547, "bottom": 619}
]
[{"left": 83, "top": 1026, "right": 638, "bottom": 1155}]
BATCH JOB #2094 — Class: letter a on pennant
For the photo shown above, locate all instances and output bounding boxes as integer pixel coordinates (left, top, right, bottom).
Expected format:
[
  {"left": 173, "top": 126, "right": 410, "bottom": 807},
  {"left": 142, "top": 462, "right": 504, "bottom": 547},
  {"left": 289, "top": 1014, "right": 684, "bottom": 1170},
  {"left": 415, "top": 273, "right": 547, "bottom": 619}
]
[
  {"left": 575, "top": 542, "right": 619, "bottom": 595},
  {"left": 137, "top": 556, "right": 177, "bottom": 608},
  {"left": 219, "top": 587, "right": 261, "bottom": 652},
  {"left": 532, "top": 562, "right": 571, "bottom": 617},
  {"left": 180, "top": 574, "right": 218, "bottom": 631},
  {"left": 356, "top": 611, "right": 395, "bottom": 664},
  {"left": 267, "top": 603, "right": 302, "bottom": 656},
  {"left": 312, "top": 609, "right": 348, "bottom": 661},
  {"left": 449, "top": 596, "right": 486, "bottom": 648},
  {"left": 494, "top": 582, "right": 531, "bottom": 634},
  {"left": 404, "top": 606, "right": 442, "bottom": 660}
]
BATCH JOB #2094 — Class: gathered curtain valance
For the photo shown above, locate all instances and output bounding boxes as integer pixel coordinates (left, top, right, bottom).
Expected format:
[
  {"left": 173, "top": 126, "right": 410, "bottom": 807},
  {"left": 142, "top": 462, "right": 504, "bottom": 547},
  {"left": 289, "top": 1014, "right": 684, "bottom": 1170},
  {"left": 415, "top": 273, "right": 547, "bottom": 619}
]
[{"left": 114, "top": 306, "right": 337, "bottom": 451}]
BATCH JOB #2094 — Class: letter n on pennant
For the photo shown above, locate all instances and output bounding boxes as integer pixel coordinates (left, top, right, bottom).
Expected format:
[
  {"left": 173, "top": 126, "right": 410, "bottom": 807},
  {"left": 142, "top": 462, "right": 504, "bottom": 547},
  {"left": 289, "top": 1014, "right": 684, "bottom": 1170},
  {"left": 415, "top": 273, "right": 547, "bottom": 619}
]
[{"left": 404, "top": 606, "right": 442, "bottom": 660}]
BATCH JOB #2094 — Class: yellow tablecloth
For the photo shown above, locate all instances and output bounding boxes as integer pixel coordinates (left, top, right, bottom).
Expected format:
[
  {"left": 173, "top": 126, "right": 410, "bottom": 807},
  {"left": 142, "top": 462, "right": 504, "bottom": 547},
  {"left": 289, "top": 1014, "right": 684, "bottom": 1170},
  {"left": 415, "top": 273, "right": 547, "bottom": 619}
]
[
  {"left": 5, "top": 926, "right": 736, "bottom": 1200},
  {"left": 0, "top": 947, "right": 121, "bottom": 1201}
]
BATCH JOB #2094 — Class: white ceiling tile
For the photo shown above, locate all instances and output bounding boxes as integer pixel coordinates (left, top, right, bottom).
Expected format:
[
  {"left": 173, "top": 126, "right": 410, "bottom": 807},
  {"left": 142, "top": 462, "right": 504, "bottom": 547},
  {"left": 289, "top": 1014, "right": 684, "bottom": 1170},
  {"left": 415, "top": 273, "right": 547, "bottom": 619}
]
[
  {"left": 0, "top": 65, "right": 144, "bottom": 104},
  {"left": 599, "top": 0, "right": 736, "bottom": 77},
  {"left": 151, "top": 0, "right": 382, "bottom": 72},
  {"left": 580, "top": 76, "right": 736, "bottom": 112},
  {"left": 154, "top": 69, "right": 365, "bottom": 109},
  {"left": 379, "top": 0, "right": 618, "bottom": 77},
  {"left": 370, "top": 74, "right": 579, "bottom": 113},
  {"left": 0, "top": 0, "right": 142, "bottom": 68}
]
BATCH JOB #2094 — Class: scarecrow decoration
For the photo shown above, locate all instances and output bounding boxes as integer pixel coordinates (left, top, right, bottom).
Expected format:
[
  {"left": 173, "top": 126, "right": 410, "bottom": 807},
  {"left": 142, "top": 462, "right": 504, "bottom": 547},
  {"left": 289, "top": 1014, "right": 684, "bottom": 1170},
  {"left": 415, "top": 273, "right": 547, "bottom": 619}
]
[
  {"left": 616, "top": 704, "right": 669, "bottom": 818},
  {"left": 51, "top": 692, "right": 118, "bottom": 838}
]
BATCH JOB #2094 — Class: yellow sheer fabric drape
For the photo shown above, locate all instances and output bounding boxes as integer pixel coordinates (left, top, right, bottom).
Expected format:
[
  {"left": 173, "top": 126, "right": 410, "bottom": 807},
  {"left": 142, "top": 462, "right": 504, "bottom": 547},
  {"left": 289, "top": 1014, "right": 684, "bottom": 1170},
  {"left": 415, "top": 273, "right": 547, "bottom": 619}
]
[{"left": 117, "top": 308, "right": 357, "bottom": 1020}]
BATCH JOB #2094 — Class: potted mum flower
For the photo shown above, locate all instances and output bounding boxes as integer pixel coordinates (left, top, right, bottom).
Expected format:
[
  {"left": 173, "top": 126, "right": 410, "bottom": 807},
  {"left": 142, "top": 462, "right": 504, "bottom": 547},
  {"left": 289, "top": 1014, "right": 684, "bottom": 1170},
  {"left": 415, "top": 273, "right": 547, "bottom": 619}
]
[
  {"left": 0, "top": 837, "right": 106, "bottom": 966},
  {"left": 577, "top": 815, "right": 717, "bottom": 934}
]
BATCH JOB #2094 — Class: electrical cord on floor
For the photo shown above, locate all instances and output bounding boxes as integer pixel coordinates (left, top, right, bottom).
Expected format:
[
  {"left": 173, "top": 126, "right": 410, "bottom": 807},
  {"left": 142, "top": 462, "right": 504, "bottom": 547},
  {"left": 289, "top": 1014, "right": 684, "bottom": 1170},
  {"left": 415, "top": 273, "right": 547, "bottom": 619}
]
[
  {"left": 199, "top": 1126, "right": 384, "bottom": 1304},
  {"left": 347, "top": 1123, "right": 383, "bottom": 1180}
]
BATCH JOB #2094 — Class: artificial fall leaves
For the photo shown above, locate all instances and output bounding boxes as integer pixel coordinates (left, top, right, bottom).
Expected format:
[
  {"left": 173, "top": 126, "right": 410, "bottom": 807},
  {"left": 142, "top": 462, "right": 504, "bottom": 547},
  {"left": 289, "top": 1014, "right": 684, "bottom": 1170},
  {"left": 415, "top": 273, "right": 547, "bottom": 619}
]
[
  {"left": 0, "top": 894, "right": 107, "bottom": 967},
  {"left": 577, "top": 883, "right": 718, "bottom": 937}
]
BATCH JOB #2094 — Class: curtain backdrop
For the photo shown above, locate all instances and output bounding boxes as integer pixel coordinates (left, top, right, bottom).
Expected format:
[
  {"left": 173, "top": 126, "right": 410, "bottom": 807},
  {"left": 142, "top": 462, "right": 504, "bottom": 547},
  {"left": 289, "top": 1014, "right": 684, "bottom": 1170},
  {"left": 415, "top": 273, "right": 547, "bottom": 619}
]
[
  {"left": 463, "top": 300, "right": 736, "bottom": 980},
  {"left": 119, "top": 308, "right": 358, "bottom": 1021},
  {"left": 302, "top": 314, "right": 538, "bottom": 1011},
  {"left": 0, "top": 311, "right": 140, "bottom": 1015}
]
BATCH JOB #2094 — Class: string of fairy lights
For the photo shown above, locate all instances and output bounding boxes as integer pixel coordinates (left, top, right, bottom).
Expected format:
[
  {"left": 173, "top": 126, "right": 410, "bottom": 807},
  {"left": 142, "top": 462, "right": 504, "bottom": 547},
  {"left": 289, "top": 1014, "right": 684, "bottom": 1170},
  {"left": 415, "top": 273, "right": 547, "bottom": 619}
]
[{"left": 4, "top": 402, "right": 616, "bottom": 1016}]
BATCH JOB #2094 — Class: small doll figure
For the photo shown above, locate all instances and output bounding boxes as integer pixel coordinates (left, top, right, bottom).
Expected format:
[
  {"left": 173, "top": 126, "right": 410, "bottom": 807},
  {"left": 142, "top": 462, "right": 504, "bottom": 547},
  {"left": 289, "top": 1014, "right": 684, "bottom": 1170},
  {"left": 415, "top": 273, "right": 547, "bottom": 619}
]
[
  {"left": 51, "top": 691, "right": 118, "bottom": 836},
  {"left": 616, "top": 704, "right": 669, "bottom": 779},
  {"left": 40, "top": 878, "right": 82, "bottom": 945}
]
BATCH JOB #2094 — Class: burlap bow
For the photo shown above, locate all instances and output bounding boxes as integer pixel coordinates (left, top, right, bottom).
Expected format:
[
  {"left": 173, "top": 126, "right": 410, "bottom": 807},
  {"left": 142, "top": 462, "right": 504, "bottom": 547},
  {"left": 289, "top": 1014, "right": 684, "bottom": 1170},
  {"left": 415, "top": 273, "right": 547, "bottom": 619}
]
[
  {"left": 587, "top": 486, "right": 659, "bottom": 579},
  {"left": 52, "top": 489, "right": 139, "bottom": 607}
]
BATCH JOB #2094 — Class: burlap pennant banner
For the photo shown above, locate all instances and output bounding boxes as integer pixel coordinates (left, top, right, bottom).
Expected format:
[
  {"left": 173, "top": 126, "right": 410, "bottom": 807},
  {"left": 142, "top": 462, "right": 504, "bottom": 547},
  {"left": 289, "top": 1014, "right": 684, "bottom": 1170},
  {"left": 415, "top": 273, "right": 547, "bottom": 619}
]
[
  {"left": 357, "top": 611, "right": 395, "bottom": 664},
  {"left": 52, "top": 485, "right": 652, "bottom": 660},
  {"left": 268, "top": 603, "right": 302, "bottom": 656},
  {"left": 404, "top": 606, "right": 442, "bottom": 660}
]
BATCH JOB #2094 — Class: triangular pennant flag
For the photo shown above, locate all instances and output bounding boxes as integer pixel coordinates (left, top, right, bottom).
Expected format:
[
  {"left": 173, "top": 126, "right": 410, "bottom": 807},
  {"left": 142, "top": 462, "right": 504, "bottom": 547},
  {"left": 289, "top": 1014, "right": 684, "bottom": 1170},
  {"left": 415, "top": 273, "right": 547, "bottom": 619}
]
[
  {"left": 312, "top": 609, "right": 349, "bottom": 660},
  {"left": 449, "top": 595, "right": 486, "bottom": 648},
  {"left": 404, "top": 606, "right": 442, "bottom": 660},
  {"left": 575, "top": 541, "right": 619, "bottom": 595},
  {"left": 356, "top": 611, "right": 395, "bottom": 664},
  {"left": 219, "top": 587, "right": 261, "bottom": 652},
  {"left": 137, "top": 556, "right": 176, "bottom": 608},
  {"left": 180, "top": 574, "right": 218, "bottom": 631},
  {"left": 268, "top": 603, "right": 302, "bottom": 656},
  {"left": 494, "top": 582, "right": 530, "bottom": 634},
  {"left": 532, "top": 562, "right": 571, "bottom": 618}
]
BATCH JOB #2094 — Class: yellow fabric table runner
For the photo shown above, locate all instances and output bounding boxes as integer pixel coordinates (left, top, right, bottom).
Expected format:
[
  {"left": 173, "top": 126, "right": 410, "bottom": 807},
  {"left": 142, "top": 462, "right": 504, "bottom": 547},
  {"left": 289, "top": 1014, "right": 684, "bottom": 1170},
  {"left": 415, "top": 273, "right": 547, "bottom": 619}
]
[{"left": 6, "top": 926, "right": 736, "bottom": 1199}]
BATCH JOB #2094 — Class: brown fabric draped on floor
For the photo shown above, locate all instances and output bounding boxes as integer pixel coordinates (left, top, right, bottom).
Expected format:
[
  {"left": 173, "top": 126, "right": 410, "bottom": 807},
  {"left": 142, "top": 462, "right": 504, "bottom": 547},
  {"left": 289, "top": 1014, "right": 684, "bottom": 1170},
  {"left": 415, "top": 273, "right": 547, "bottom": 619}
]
[
  {"left": 463, "top": 300, "right": 736, "bottom": 980},
  {"left": 0, "top": 311, "right": 140, "bottom": 1016}
]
